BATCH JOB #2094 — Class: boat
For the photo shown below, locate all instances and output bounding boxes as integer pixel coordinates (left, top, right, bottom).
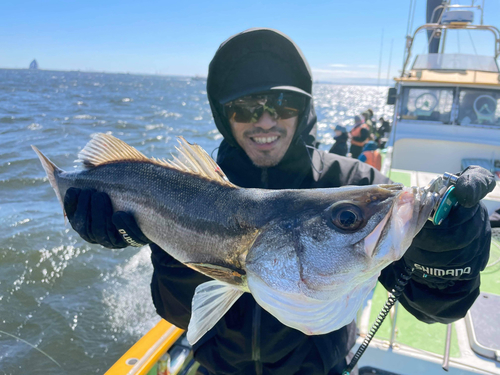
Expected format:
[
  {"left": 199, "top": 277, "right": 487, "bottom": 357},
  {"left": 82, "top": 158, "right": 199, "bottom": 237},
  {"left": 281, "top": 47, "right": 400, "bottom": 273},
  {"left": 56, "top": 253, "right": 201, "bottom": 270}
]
[
  {"left": 360, "top": 1, "right": 500, "bottom": 374},
  {"left": 381, "top": 1, "right": 500, "bottom": 216},
  {"left": 106, "top": 2, "right": 500, "bottom": 374},
  {"left": 29, "top": 59, "right": 39, "bottom": 70}
]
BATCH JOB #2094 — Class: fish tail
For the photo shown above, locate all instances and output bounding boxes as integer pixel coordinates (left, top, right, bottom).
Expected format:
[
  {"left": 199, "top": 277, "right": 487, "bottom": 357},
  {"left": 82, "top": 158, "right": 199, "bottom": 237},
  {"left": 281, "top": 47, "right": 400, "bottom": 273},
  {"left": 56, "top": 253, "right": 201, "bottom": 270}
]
[{"left": 31, "top": 145, "right": 65, "bottom": 215}]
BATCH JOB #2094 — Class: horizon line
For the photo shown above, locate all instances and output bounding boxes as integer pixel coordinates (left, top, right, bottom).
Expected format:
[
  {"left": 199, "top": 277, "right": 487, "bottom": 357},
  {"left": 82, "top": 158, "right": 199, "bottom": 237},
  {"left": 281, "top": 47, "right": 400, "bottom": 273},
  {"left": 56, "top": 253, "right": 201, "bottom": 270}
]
[{"left": 0, "top": 67, "right": 394, "bottom": 87}]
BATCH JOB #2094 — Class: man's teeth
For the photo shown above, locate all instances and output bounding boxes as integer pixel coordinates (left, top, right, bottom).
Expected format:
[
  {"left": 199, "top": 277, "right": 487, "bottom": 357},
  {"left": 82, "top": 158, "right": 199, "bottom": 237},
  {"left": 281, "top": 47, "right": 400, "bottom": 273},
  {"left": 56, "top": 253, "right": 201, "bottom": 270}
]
[{"left": 252, "top": 136, "right": 278, "bottom": 144}]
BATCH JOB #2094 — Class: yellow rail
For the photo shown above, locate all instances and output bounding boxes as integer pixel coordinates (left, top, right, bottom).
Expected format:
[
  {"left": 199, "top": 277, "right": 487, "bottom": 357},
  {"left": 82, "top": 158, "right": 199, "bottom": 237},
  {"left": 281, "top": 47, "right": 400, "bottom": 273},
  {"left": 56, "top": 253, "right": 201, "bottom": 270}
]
[{"left": 105, "top": 320, "right": 184, "bottom": 375}]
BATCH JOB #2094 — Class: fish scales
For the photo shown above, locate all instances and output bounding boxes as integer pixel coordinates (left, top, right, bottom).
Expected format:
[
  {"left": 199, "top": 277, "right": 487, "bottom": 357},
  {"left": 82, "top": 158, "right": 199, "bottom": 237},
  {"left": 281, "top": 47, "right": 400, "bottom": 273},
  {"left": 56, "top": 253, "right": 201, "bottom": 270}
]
[
  {"left": 55, "top": 161, "right": 260, "bottom": 279},
  {"left": 32, "top": 133, "right": 439, "bottom": 345}
]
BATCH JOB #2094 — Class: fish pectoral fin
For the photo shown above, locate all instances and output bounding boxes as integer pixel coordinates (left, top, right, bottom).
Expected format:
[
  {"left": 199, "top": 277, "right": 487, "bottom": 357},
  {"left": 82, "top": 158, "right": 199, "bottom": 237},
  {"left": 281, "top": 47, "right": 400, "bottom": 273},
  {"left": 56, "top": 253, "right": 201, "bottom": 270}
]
[
  {"left": 187, "top": 280, "right": 244, "bottom": 345},
  {"left": 185, "top": 262, "right": 245, "bottom": 285}
]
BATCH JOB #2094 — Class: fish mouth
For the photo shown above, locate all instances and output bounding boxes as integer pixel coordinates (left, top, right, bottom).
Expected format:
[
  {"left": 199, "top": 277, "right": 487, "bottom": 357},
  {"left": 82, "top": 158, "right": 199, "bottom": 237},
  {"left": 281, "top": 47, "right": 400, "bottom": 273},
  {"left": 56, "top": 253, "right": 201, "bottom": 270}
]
[{"left": 361, "top": 186, "right": 439, "bottom": 261}]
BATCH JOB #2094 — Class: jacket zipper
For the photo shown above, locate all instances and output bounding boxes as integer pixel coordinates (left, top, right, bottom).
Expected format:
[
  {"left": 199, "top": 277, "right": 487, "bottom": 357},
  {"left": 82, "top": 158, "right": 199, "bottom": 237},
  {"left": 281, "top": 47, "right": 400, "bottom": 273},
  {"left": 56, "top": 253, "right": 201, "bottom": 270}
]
[
  {"left": 251, "top": 168, "right": 267, "bottom": 375},
  {"left": 260, "top": 168, "right": 268, "bottom": 188}
]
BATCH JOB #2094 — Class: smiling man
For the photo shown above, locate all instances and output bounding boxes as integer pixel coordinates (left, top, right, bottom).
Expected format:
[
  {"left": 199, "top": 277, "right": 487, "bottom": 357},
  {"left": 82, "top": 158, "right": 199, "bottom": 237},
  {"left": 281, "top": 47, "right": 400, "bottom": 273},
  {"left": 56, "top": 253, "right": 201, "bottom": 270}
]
[
  {"left": 63, "top": 28, "right": 494, "bottom": 375},
  {"left": 225, "top": 92, "right": 306, "bottom": 167}
]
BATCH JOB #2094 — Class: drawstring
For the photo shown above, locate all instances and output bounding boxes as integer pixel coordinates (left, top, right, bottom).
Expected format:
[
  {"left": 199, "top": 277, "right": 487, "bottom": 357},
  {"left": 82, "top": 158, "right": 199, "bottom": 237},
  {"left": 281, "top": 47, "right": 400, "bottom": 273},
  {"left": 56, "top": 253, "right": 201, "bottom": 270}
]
[
  {"left": 301, "top": 137, "right": 324, "bottom": 177},
  {"left": 210, "top": 147, "right": 220, "bottom": 161}
]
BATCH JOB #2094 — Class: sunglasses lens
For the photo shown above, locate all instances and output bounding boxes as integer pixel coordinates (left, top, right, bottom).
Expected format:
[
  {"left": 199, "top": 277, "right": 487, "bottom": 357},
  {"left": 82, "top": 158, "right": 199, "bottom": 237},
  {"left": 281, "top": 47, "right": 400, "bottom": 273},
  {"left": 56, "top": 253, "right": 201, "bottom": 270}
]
[
  {"left": 231, "top": 106, "right": 263, "bottom": 123},
  {"left": 225, "top": 93, "right": 306, "bottom": 123}
]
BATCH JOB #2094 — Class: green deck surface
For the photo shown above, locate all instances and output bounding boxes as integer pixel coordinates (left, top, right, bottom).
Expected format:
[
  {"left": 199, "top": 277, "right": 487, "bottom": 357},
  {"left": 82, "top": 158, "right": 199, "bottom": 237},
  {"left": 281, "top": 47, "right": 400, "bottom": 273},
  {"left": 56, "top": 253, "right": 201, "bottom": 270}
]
[
  {"left": 369, "top": 283, "right": 461, "bottom": 357},
  {"left": 387, "top": 170, "right": 412, "bottom": 187}
]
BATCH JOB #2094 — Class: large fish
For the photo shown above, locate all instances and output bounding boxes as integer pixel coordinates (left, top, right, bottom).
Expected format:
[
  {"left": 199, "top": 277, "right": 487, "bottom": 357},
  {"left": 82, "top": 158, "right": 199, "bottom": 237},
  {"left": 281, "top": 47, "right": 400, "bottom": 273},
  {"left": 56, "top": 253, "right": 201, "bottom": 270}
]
[{"left": 32, "top": 134, "right": 438, "bottom": 344}]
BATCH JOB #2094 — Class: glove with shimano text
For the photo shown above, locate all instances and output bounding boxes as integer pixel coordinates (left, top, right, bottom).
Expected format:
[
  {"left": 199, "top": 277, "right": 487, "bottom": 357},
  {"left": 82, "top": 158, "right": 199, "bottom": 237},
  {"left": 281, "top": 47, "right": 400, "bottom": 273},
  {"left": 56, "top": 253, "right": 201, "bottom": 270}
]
[
  {"left": 64, "top": 187, "right": 150, "bottom": 249},
  {"left": 402, "top": 165, "right": 495, "bottom": 287}
]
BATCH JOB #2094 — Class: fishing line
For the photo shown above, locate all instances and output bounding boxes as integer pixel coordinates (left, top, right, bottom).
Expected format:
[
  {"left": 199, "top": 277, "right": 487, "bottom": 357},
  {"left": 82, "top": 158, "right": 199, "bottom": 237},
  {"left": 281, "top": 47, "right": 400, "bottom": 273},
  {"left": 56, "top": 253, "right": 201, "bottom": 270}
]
[
  {"left": 0, "top": 329, "right": 62, "bottom": 368},
  {"left": 342, "top": 267, "right": 414, "bottom": 375}
]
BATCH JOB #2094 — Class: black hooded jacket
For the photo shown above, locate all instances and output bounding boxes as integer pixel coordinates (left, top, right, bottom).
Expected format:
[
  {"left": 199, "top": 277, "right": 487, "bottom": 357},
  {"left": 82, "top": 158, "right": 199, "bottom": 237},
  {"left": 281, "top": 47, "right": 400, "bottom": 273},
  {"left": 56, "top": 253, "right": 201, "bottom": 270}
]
[{"left": 150, "top": 28, "right": 490, "bottom": 375}]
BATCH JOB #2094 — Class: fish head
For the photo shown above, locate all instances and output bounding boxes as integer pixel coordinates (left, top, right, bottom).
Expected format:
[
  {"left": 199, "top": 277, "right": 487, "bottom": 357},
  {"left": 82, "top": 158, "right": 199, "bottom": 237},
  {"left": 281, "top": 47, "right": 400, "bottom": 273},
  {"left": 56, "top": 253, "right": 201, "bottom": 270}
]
[{"left": 245, "top": 184, "right": 438, "bottom": 335}]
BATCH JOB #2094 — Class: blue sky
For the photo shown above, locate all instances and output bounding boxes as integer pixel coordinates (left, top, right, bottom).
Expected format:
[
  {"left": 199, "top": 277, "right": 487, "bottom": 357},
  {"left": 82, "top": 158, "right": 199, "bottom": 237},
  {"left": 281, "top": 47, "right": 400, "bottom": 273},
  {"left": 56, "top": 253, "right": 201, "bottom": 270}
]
[{"left": 1, "top": 0, "right": 498, "bottom": 84}]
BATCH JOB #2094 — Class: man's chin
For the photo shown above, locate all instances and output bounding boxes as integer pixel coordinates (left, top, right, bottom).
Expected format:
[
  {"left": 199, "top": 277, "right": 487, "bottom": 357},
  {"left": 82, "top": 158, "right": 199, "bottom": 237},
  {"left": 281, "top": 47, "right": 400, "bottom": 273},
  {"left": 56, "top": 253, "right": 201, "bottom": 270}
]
[
  {"left": 247, "top": 149, "right": 282, "bottom": 168},
  {"left": 239, "top": 137, "right": 294, "bottom": 168},
  {"left": 252, "top": 158, "right": 280, "bottom": 168}
]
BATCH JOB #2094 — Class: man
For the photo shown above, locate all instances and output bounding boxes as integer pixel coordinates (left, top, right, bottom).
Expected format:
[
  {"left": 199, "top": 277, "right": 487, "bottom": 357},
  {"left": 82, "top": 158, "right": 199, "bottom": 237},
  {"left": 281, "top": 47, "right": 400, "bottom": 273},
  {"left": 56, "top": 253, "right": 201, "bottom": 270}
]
[
  {"left": 64, "top": 28, "right": 495, "bottom": 375},
  {"left": 328, "top": 125, "right": 348, "bottom": 157},
  {"left": 349, "top": 115, "right": 371, "bottom": 159},
  {"left": 362, "top": 109, "right": 375, "bottom": 133},
  {"left": 375, "top": 116, "right": 391, "bottom": 148}
]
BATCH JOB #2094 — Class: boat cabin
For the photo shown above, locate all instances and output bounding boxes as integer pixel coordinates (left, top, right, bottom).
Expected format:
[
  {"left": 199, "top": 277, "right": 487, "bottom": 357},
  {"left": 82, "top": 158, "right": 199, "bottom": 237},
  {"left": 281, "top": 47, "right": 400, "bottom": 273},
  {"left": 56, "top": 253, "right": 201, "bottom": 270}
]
[{"left": 383, "top": 15, "right": 500, "bottom": 215}]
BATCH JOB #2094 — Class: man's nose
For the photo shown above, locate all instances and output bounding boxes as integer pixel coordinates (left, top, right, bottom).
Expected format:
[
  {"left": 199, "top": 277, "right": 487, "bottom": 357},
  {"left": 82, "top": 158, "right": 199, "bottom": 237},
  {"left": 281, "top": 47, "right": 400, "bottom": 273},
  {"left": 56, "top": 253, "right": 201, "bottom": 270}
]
[{"left": 254, "top": 111, "right": 278, "bottom": 129}]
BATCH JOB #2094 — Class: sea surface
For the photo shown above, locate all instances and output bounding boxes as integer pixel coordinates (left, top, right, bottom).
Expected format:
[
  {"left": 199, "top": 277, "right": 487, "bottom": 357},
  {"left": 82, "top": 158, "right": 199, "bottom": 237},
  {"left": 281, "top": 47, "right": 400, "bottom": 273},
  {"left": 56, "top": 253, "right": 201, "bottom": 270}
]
[{"left": 0, "top": 69, "right": 394, "bottom": 374}]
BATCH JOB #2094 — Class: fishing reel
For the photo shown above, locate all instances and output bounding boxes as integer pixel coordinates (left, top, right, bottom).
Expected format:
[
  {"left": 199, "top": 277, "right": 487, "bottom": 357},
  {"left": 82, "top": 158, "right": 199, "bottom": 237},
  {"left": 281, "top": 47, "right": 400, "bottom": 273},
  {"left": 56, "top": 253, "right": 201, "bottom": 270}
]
[{"left": 425, "top": 172, "right": 459, "bottom": 225}]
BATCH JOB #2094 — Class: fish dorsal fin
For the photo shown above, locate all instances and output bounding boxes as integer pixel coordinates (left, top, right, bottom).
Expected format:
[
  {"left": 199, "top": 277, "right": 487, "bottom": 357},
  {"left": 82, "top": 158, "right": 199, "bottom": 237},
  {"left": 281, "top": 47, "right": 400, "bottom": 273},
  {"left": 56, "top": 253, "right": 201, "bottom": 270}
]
[
  {"left": 164, "top": 137, "right": 232, "bottom": 185},
  {"left": 187, "top": 280, "right": 244, "bottom": 345},
  {"left": 78, "top": 133, "right": 149, "bottom": 167},
  {"left": 78, "top": 134, "right": 234, "bottom": 187}
]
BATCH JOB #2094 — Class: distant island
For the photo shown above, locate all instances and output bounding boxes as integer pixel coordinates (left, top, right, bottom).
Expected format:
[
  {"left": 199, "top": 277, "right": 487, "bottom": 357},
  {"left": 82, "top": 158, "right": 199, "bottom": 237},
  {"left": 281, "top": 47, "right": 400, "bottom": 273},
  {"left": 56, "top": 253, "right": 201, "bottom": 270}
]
[{"left": 29, "top": 59, "right": 39, "bottom": 70}]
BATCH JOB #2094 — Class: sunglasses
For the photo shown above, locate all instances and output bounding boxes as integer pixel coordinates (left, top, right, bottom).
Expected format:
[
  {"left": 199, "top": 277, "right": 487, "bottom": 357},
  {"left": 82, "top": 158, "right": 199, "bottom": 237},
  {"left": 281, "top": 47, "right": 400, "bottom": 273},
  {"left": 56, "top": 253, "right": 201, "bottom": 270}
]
[{"left": 224, "top": 92, "right": 307, "bottom": 123}]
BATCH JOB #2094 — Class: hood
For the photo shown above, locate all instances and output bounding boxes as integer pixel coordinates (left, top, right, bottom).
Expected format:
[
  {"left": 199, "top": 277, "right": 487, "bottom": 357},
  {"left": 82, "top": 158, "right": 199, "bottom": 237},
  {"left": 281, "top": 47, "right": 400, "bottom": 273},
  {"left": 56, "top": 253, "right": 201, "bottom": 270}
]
[{"left": 206, "top": 28, "right": 318, "bottom": 188}]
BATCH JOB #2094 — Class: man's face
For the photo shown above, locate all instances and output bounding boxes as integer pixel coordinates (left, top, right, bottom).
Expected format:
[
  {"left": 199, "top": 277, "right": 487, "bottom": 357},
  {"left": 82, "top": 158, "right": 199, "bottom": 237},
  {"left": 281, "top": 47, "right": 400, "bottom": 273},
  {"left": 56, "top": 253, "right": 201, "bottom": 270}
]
[{"left": 229, "top": 111, "right": 298, "bottom": 167}]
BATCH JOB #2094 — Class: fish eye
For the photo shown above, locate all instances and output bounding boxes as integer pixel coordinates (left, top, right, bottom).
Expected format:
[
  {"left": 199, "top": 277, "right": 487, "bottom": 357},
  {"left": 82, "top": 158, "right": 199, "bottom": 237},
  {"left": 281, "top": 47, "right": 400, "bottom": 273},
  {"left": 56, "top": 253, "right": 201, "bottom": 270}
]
[{"left": 330, "top": 204, "right": 364, "bottom": 232}]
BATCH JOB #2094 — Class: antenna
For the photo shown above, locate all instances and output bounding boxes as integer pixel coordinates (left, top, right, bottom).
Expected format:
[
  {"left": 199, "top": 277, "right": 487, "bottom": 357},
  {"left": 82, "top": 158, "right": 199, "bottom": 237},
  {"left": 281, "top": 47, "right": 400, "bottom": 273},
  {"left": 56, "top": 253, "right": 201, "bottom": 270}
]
[
  {"left": 377, "top": 29, "right": 384, "bottom": 88},
  {"left": 385, "top": 39, "right": 394, "bottom": 86}
]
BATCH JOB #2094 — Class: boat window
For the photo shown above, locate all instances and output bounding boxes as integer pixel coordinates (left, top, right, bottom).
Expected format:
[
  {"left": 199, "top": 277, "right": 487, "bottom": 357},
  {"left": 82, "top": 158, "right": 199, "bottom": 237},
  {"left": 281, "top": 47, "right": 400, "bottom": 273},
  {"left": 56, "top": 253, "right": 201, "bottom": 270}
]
[
  {"left": 412, "top": 54, "right": 499, "bottom": 73},
  {"left": 399, "top": 87, "right": 454, "bottom": 123},
  {"left": 458, "top": 89, "right": 500, "bottom": 127}
]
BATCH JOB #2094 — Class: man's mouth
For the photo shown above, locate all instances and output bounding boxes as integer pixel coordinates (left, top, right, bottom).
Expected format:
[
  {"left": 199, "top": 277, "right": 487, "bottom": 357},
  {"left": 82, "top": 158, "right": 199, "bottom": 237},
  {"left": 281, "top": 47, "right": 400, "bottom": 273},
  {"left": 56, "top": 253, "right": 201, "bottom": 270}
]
[{"left": 251, "top": 136, "right": 279, "bottom": 144}]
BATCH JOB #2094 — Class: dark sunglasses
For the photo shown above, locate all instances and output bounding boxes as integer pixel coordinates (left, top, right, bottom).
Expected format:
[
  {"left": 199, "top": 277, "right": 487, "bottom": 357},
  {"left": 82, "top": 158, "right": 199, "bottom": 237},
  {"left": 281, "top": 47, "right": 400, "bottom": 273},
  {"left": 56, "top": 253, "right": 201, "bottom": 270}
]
[{"left": 224, "top": 92, "right": 307, "bottom": 123}]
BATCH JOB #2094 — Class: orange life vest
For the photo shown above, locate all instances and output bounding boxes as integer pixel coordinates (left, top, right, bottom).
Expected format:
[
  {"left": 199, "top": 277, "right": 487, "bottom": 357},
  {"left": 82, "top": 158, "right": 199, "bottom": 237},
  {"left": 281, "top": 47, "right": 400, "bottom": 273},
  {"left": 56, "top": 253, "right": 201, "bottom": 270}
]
[
  {"left": 361, "top": 149, "right": 382, "bottom": 170},
  {"left": 350, "top": 123, "right": 371, "bottom": 147}
]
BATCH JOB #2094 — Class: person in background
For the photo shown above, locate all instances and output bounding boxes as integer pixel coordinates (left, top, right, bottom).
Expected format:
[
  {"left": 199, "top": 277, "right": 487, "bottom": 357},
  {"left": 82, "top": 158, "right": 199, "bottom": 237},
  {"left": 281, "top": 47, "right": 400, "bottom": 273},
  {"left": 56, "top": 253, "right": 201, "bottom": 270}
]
[
  {"left": 358, "top": 140, "right": 382, "bottom": 171},
  {"left": 349, "top": 115, "right": 371, "bottom": 158},
  {"left": 362, "top": 109, "right": 375, "bottom": 133},
  {"left": 375, "top": 116, "right": 391, "bottom": 148},
  {"left": 62, "top": 28, "right": 495, "bottom": 375},
  {"left": 329, "top": 124, "right": 348, "bottom": 156}
]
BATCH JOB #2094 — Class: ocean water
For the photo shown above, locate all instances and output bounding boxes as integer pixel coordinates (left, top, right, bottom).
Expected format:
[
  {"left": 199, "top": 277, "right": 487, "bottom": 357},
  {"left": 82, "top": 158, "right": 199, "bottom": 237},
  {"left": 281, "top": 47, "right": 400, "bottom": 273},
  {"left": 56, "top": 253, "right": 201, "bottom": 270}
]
[{"left": 0, "top": 69, "right": 393, "bottom": 374}]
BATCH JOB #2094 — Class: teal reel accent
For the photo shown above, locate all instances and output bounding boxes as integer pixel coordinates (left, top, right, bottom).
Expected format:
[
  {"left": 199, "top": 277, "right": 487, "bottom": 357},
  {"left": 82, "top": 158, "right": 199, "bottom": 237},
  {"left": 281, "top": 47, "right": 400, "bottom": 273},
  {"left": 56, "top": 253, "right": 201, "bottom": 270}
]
[{"left": 432, "top": 186, "right": 458, "bottom": 225}]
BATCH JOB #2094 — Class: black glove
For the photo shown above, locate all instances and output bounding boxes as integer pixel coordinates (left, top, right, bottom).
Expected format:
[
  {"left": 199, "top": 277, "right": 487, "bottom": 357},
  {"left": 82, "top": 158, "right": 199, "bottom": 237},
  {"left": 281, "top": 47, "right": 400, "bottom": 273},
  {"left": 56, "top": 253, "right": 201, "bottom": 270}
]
[
  {"left": 402, "top": 166, "right": 495, "bottom": 287},
  {"left": 453, "top": 165, "right": 496, "bottom": 208},
  {"left": 64, "top": 188, "right": 150, "bottom": 249}
]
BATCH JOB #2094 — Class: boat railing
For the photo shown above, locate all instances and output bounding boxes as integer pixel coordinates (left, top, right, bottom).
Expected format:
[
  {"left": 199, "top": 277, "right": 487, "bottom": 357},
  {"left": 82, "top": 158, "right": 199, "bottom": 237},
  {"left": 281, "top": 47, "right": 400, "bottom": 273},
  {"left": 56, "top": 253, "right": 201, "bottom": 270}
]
[{"left": 402, "top": 23, "right": 500, "bottom": 77}]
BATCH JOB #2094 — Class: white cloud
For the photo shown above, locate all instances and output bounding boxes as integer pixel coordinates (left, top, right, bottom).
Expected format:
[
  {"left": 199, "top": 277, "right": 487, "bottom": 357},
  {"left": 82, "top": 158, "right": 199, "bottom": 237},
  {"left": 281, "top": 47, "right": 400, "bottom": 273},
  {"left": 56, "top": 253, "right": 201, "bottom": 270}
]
[{"left": 329, "top": 64, "right": 349, "bottom": 68}]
